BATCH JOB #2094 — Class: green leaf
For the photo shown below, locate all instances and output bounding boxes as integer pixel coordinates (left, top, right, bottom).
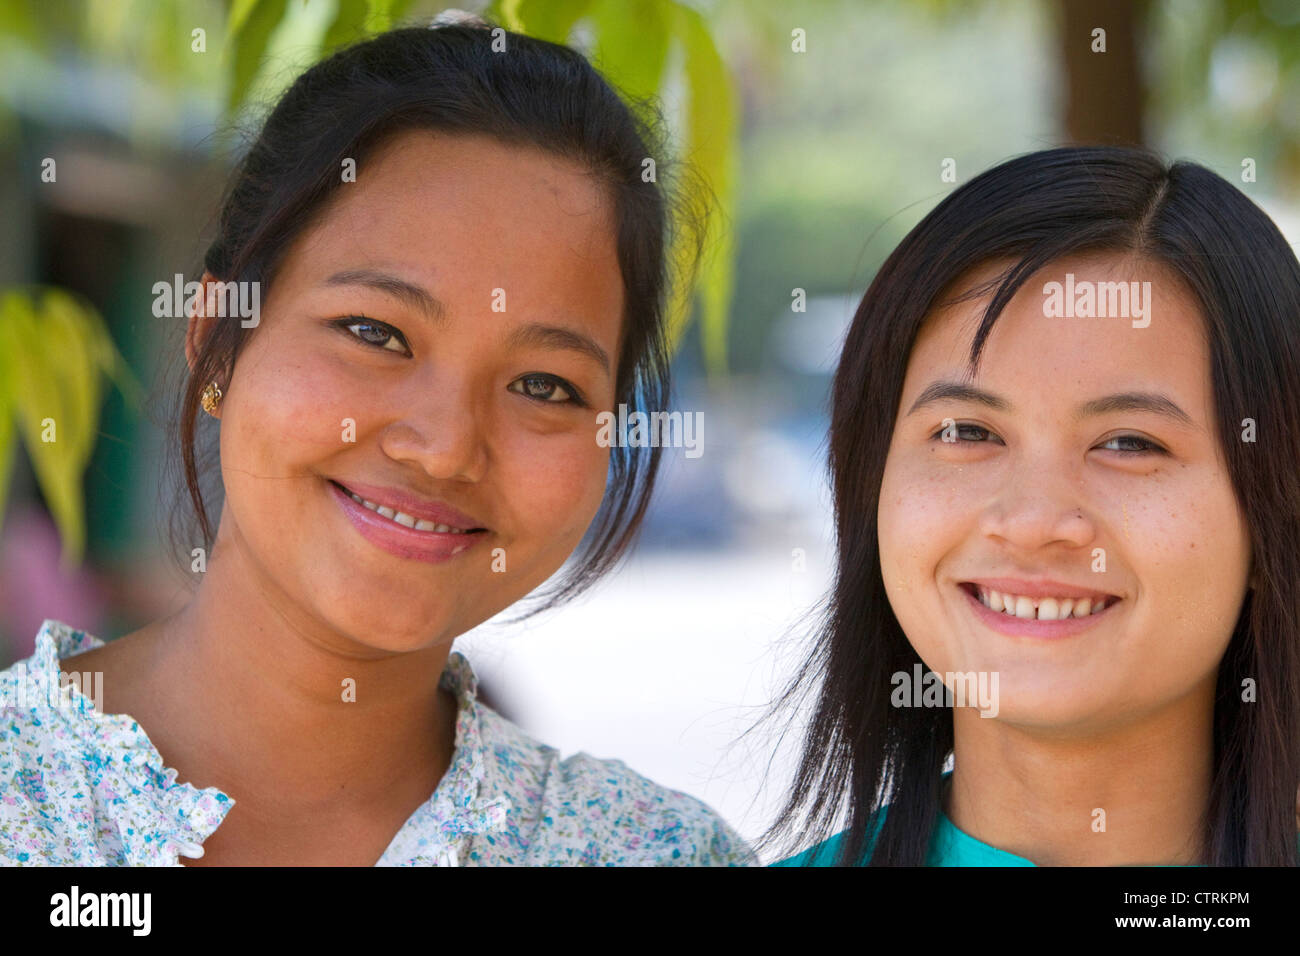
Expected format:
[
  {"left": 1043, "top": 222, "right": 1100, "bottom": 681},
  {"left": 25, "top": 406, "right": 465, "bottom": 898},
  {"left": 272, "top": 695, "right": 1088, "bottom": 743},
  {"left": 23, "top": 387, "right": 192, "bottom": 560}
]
[
  {"left": 0, "top": 0, "right": 43, "bottom": 49},
  {"left": 495, "top": 0, "right": 595, "bottom": 43},
  {"left": 0, "top": 287, "right": 134, "bottom": 568},
  {"left": 591, "top": 0, "right": 669, "bottom": 110},
  {"left": 226, "top": 0, "right": 263, "bottom": 42},
  {"left": 6, "top": 291, "right": 84, "bottom": 567},
  {"left": 322, "top": 0, "right": 419, "bottom": 58},
  {"left": 486, "top": 0, "right": 519, "bottom": 30},
  {"left": 669, "top": 0, "right": 737, "bottom": 373},
  {"left": 363, "top": 0, "right": 394, "bottom": 32},
  {"left": 225, "top": 0, "right": 290, "bottom": 114},
  {"left": 41, "top": 289, "right": 101, "bottom": 468},
  {"left": 322, "top": 0, "right": 370, "bottom": 52}
]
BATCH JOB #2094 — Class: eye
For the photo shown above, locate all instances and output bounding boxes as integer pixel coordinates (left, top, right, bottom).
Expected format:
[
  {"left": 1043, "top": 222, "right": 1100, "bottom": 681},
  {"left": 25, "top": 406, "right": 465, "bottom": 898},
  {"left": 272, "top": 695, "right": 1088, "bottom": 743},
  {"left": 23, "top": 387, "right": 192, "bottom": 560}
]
[
  {"left": 334, "top": 316, "right": 410, "bottom": 355},
  {"left": 929, "top": 422, "right": 998, "bottom": 445},
  {"left": 928, "top": 422, "right": 1168, "bottom": 457},
  {"left": 1098, "top": 434, "right": 1167, "bottom": 455},
  {"left": 507, "top": 373, "right": 585, "bottom": 406}
]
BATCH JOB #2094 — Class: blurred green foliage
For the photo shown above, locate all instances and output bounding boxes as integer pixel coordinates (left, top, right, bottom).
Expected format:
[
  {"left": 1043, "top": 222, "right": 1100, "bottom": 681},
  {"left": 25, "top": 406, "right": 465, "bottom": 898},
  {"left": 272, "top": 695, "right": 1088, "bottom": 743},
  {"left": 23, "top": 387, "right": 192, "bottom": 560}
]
[{"left": 0, "top": 289, "right": 140, "bottom": 567}]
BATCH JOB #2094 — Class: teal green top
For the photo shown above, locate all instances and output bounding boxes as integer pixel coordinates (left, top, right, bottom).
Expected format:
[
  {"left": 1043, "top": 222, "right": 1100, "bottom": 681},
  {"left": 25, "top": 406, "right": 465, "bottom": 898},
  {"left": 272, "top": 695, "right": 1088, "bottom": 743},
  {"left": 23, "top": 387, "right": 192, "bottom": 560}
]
[
  {"left": 771, "top": 771, "right": 1300, "bottom": 866},
  {"left": 772, "top": 772, "right": 1033, "bottom": 867}
]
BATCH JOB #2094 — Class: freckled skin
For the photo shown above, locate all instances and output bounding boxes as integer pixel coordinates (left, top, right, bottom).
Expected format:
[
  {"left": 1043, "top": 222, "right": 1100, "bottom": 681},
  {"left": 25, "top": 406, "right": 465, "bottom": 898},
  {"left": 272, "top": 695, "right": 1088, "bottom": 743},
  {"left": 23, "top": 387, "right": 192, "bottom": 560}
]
[
  {"left": 878, "top": 252, "right": 1250, "bottom": 731},
  {"left": 875, "top": 252, "right": 1254, "bottom": 864}
]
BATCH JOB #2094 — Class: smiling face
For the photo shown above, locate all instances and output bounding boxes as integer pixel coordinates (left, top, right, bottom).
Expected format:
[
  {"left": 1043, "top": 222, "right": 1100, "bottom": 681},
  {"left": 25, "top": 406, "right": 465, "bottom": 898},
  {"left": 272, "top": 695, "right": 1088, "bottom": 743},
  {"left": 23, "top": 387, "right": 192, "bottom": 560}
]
[
  {"left": 876, "top": 252, "right": 1253, "bottom": 731},
  {"left": 199, "top": 131, "right": 623, "bottom": 653}
]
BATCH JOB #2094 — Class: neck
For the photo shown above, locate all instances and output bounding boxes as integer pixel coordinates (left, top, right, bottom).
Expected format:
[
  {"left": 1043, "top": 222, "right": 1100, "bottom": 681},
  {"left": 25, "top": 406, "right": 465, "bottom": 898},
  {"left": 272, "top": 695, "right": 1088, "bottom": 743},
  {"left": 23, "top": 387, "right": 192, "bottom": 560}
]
[
  {"left": 142, "top": 516, "right": 457, "bottom": 820},
  {"left": 945, "top": 681, "right": 1216, "bottom": 865}
]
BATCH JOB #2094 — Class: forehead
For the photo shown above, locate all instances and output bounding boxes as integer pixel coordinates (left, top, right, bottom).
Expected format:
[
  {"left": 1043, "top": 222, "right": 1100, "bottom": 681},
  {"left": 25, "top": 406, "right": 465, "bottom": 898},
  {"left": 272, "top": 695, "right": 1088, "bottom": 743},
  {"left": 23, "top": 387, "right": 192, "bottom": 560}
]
[
  {"left": 902, "top": 252, "right": 1212, "bottom": 416},
  {"left": 284, "top": 129, "right": 620, "bottom": 292}
]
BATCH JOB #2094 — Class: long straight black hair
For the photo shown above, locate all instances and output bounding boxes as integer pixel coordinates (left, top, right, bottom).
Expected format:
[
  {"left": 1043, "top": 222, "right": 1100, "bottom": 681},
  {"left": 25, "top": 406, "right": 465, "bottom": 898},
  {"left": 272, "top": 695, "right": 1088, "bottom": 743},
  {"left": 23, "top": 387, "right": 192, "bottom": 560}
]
[{"left": 767, "top": 145, "right": 1300, "bottom": 866}]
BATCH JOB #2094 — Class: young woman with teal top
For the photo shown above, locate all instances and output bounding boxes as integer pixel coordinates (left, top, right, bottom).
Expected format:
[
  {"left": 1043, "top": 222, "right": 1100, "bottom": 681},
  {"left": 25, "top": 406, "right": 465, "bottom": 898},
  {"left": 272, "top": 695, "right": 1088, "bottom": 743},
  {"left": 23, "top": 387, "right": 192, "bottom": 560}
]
[{"left": 768, "top": 146, "right": 1300, "bottom": 867}]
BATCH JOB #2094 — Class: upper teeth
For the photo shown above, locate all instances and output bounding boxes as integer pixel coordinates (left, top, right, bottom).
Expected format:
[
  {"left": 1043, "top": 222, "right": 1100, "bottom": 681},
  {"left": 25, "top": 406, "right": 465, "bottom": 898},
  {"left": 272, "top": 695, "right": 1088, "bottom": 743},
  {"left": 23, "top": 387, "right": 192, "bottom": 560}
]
[
  {"left": 974, "top": 586, "right": 1111, "bottom": 620},
  {"left": 344, "top": 488, "right": 469, "bottom": 534}
]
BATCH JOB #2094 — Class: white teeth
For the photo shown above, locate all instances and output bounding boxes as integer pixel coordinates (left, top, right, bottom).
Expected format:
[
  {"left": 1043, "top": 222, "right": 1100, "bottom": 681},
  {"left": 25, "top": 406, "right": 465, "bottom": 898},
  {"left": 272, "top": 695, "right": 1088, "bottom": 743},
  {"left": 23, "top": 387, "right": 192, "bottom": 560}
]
[
  {"left": 341, "top": 486, "right": 471, "bottom": 534},
  {"left": 975, "top": 586, "right": 1111, "bottom": 620}
]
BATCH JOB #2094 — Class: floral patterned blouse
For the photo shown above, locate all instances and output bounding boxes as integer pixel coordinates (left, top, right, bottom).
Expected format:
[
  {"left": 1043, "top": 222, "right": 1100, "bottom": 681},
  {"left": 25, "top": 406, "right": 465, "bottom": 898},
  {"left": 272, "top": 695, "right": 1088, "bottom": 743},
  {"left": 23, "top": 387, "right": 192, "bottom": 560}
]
[{"left": 0, "top": 620, "right": 756, "bottom": 867}]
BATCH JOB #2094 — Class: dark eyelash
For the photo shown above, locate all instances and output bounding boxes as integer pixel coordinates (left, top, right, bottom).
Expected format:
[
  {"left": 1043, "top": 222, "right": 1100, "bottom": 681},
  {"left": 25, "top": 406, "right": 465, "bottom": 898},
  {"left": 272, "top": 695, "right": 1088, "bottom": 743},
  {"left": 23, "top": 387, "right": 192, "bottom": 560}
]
[
  {"left": 332, "top": 315, "right": 410, "bottom": 352},
  {"left": 517, "top": 373, "right": 588, "bottom": 408},
  {"left": 1102, "top": 435, "right": 1167, "bottom": 455},
  {"left": 929, "top": 423, "right": 1000, "bottom": 445},
  {"left": 928, "top": 424, "right": 1167, "bottom": 455}
]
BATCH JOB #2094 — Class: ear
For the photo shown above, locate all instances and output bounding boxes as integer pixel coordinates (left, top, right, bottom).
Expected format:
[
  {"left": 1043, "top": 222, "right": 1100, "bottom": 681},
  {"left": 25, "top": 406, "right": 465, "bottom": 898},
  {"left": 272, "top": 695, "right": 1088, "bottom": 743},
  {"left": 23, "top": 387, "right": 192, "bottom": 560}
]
[{"left": 185, "top": 271, "right": 220, "bottom": 375}]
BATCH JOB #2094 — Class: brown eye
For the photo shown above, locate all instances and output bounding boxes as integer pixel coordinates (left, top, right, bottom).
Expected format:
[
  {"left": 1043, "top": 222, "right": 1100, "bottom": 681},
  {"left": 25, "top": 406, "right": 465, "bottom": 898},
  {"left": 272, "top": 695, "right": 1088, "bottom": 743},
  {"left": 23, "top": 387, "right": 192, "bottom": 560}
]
[
  {"left": 338, "top": 317, "right": 409, "bottom": 354},
  {"left": 508, "top": 374, "right": 580, "bottom": 405}
]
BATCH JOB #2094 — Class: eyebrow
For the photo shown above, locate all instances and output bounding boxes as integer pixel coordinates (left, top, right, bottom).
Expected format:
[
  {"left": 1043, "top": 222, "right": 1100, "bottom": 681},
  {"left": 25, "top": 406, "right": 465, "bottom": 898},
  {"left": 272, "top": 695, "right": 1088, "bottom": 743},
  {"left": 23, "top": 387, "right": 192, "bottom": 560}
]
[
  {"left": 323, "top": 269, "right": 445, "bottom": 322},
  {"left": 506, "top": 323, "right": 611, "bottom": 377},
  {"left": 323, "top": 268, "right": 610, "bottom": 375},
  {"left": 905, "top": 380, "right": 1196, "bottom": 428}
]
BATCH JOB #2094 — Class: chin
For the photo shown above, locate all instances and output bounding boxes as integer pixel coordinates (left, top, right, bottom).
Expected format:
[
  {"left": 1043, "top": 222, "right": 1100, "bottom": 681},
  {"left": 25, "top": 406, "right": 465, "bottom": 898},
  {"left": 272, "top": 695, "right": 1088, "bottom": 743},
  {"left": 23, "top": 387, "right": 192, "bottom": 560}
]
[
  {"left": 328, "top": 605, "right": 458, "bottom": 654},
  {"left": 973, "top": 689, "right": 1118, "bottom": 732}
]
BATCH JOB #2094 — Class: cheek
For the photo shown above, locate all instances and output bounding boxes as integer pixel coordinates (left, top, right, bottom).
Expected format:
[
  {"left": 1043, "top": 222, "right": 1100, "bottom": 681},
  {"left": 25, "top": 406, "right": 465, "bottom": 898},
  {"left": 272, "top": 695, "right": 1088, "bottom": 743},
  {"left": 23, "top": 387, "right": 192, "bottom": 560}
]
[
  {"left": 497, "top": 425, "right": 609, "bottom": 541},
  {"left": 219, "top": 344, "right": 367, "bottom": 509},
  {"left": 1113, "top": 465, "right": 1249, "bottom": 656},
  {"left": 878, "top": 448, "right": 978, "bottom": 593},
  {"left": 877, "top": 448, "right": 975, "bottom": 670}
]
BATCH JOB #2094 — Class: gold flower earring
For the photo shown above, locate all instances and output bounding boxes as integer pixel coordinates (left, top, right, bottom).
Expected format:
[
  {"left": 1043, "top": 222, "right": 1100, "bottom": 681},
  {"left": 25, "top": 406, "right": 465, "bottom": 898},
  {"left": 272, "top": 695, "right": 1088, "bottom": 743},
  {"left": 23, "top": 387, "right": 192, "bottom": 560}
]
[{"left": 200, "top": 381, "right": 223, "bottom": 416}]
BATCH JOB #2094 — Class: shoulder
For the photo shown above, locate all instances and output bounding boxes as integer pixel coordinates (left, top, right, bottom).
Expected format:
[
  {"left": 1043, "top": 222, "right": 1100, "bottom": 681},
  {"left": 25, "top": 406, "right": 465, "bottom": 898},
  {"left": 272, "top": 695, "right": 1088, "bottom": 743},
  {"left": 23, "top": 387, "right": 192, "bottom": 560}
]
[
  {"left": 0, "top": 621, "right": 111, "bottom": 864},
  {"left": 770, "top": 831, "right": 848, "bottom": 867},
  {"left": 0, "top": 620, "right": 231, "bottom": 866},
  {"left": 770, "top": 806, "right": 890, "bottom": 867},
  {"left": 473, "top": 703, "right": 756, "bottom": 866}
]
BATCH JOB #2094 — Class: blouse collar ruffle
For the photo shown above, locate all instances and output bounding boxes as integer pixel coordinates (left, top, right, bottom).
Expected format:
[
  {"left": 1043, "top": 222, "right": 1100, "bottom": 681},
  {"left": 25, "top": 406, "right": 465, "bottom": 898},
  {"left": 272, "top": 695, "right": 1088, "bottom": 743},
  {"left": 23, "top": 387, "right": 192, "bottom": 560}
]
[{"left": 5, "top": 619, "right": 510, "bottom": 866}]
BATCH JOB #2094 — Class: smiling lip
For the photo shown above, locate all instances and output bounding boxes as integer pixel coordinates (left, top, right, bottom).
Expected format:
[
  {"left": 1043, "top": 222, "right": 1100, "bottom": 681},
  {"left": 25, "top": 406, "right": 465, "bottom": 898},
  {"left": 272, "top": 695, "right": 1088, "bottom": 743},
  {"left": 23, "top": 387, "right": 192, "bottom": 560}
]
[
  {"left": 328, "top": 480, "right": 487, "bottom": 564},
  {"left": 331, "top": 479, "right": 486, "bottom": 530},
  {"left": 958, "top": 582, "right": 1120, "bottom": 638},
  {"left": 962, "top": 578, "right": 1119, "bottom": 602}
]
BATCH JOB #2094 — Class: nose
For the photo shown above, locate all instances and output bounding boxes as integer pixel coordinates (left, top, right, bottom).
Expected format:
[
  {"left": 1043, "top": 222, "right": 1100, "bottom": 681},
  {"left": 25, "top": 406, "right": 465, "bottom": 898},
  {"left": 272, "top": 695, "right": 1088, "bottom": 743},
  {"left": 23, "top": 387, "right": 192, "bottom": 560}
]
[
  {"left": 978, "top": 463, "right": 1096, "bottom": 552},
  {"left": 378, "top": 374, "right": 488, "bottom": 483}
]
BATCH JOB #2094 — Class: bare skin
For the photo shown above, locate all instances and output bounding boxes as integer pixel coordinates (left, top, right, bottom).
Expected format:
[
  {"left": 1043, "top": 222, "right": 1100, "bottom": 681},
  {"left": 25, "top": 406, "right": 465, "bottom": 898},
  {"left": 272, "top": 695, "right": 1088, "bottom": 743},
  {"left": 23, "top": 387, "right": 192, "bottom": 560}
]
[
  {"left": 62, "top": 131, "right": 625, "bottom": 865},
  {"left": 878, "top": 252, "right": 1253, "bottom": 865}
]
